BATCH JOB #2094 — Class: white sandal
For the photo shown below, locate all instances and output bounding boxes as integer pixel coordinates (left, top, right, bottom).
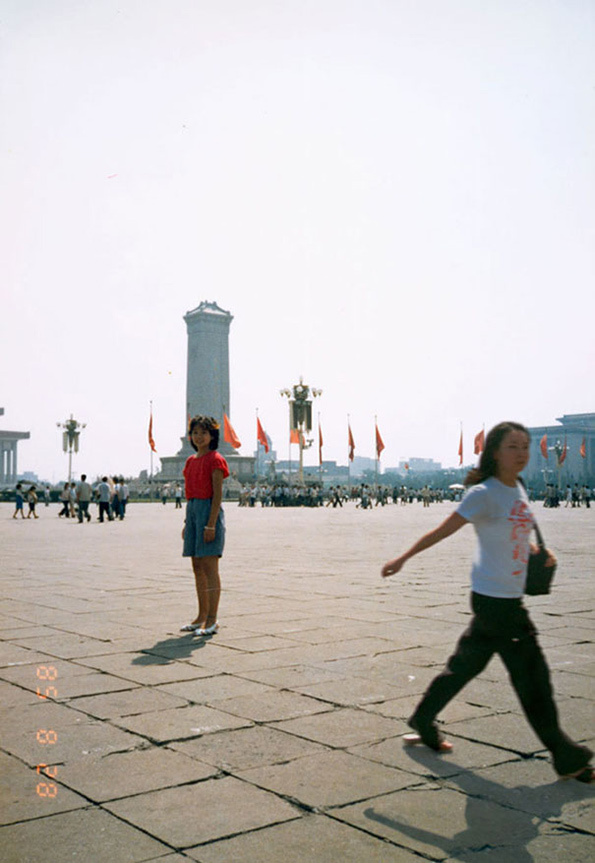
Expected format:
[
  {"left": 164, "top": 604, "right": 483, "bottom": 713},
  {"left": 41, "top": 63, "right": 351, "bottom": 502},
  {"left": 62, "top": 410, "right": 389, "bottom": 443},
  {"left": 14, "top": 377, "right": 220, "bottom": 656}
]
[
  {"left": 195, "top": 621, "right": 219, "bottom": 636},
  {"left": 180, "top": 622, "right": 203, "bottom": 632}
]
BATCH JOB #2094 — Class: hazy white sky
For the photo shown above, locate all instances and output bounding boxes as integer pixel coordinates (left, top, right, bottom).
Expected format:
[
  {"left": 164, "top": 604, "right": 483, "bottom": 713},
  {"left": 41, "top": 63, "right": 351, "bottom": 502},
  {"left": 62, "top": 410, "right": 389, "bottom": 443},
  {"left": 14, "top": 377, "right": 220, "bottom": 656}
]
[{"left": 1, "top": 0, "right": 593, "bottom": 482}]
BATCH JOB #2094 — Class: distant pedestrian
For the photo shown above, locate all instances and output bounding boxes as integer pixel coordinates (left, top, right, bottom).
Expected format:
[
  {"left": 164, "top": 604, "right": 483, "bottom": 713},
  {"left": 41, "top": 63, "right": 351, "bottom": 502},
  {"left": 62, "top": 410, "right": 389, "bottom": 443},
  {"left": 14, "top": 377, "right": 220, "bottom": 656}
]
[
  {"left": 58, "top": 484, "right": 70, "bottom": 517},
  {"left": 97, "top": 477, "right": 113, "bottom": 522},
  {"left": 13, "top": 483, "right": 26, "bottom": 519},
  {"left": 111, "top": 477, "right": 121, "bottom": 520},
  {"left": 381, "top": 421, "right": 594, "bottom": 782},
  {"left": 43, "top": 485, "right": 51, "bottom": 507},
  {"left": 174, "top": 484, "right": 183, "bottom": 509},
  {"left": 180, "top": 416, "right": 229, "bottom": 637},
  {"left": 119, "top": 479, "right": 129, "bottom": 519},
  {"left": 69, "top": 482, "right": 77, "bottom": 518},
  {"left": 76, "top": 474, "right": 93, "bottom": 523},
  {"left": 26, "top": 485, "right": 39, "bottom": 519}
]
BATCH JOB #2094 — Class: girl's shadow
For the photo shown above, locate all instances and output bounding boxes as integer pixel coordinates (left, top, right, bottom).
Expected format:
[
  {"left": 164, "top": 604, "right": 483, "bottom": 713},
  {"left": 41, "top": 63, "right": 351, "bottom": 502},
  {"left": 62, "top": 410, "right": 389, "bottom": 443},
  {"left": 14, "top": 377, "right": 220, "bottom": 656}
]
[
  {"left": 364, "top": 748, "right": 594, "bottom": 862},
  {"left": 132, "top": 633, "right": 212, "bottom": 665}
]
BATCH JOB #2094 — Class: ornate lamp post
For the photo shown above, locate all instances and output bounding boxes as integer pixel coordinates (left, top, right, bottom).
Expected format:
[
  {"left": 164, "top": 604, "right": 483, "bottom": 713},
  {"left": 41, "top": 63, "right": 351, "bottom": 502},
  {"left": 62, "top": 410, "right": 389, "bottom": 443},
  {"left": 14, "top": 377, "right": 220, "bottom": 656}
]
[
  {"left": 280, "top": 377, "right": 322, "bottom": 484},
  {"left": 57, "top": 415, "right": 86, "bottom": 482},
  {"left": 550, "top": 439, "right": 567, "bottom": 491}
]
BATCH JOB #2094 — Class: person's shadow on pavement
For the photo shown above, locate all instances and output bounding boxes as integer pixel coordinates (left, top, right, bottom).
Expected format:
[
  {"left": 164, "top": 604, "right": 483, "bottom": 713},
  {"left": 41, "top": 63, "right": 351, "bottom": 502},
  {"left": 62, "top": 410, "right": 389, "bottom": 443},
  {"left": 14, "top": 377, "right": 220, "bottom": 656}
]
[
  {"left": 132, "top": 633, "right": 211, "bottom": 664},
  {"left": 363, "top": 747, "right": 595, "bottom": 862}
]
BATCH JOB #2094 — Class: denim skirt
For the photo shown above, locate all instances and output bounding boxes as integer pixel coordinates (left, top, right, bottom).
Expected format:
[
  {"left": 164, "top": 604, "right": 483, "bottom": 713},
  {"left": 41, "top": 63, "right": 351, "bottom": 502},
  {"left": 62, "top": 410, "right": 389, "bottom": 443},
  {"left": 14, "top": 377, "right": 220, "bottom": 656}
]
[{"left": 182, "top": 498, "right": 225, "bottom": 558}]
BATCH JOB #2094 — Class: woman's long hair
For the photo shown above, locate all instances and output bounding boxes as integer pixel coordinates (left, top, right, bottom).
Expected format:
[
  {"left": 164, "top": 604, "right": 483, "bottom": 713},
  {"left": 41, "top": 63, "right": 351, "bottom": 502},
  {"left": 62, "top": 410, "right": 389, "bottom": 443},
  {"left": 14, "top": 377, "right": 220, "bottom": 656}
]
[
  {"left": 465, "top": 421, "right": 530, "bottom": 486},
  {"left": 188, "top": 415, "right": 220, "bottom": 451}
]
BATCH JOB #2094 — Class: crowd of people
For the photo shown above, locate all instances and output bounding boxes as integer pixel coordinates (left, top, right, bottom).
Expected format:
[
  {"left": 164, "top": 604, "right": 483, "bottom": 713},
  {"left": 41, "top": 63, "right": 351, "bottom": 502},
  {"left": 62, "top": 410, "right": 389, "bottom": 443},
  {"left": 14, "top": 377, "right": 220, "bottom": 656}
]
[
  {"left": 542, "top": 483, "right": 592, "bottom": 508},
  {"left": 9, "top": 477, "right": 594, "bottom": 518},
  {"left": 237, "top": 482, "right": 463, "bottom": 508},
  {"left": 17, "top": 475, "right": 131, "bottom": 523}
]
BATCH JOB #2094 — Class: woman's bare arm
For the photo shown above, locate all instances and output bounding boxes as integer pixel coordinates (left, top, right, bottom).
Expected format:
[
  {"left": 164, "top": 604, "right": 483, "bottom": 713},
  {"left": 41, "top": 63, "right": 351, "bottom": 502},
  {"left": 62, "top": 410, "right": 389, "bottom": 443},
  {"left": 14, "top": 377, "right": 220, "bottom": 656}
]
[{"left": 381, "top": 512, "right": 468, "bottom": 578}]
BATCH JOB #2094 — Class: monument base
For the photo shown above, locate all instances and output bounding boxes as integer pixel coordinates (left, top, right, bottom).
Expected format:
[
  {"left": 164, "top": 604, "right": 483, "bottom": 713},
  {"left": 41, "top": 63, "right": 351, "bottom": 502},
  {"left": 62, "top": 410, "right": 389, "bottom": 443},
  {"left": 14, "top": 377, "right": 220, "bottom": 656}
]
[{"left": 158, "top": 438, "right": 254, "bottom": 485}]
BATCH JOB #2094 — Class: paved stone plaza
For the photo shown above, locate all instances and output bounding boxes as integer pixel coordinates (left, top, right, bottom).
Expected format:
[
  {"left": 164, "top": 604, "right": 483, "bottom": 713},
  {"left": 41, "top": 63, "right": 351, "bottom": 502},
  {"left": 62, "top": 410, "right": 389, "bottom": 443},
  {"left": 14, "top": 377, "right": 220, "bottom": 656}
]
[{"left": 1, "top": 499, "right": 594, "bottom": 862}]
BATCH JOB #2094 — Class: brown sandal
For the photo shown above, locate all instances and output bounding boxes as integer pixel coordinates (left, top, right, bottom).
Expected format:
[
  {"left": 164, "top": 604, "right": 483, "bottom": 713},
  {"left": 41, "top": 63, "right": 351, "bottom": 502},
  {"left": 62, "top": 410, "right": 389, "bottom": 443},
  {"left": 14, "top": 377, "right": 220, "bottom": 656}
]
[{"left": 561, "top": 766, "right": 595, "bottom": 783}]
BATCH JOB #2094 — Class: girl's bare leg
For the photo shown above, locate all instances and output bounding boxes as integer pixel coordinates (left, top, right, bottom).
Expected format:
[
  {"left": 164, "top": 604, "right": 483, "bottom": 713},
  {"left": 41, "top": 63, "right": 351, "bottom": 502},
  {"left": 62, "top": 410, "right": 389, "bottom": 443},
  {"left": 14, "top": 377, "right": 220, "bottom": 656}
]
[
  {"left": 191, "top": 557, "right": 209, "bottom": 627},
  {"left": 202, "top": 556, "right": 221, "bottom": 626}
]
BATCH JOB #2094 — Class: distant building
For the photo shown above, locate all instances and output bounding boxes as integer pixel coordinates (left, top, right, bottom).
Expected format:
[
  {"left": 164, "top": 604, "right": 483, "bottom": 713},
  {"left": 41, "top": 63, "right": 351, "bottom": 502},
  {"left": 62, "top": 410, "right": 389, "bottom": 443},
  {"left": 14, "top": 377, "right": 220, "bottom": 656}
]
[
  {"left": 525, "top": 413, "right": 595, "bottom": 487},
  {"left": 392, "top": 457, "right": 442, "bottom": 473},
  {"left": 254, "top": 433, "right": 276, "bottom": 476},
  {"left": 351, "top": 455, "right": 376, "bottom": 476},
  {"left": 0, "top": 407, "right": 30, "bottom": 486}
]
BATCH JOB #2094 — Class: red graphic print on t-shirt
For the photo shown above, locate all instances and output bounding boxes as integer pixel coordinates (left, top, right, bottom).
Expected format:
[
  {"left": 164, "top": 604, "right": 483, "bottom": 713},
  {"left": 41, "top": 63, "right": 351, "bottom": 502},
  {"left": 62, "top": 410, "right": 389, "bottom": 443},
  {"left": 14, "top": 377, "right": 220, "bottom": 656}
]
[{"left": 508, "top": 500, "right": 534, "bottom": 578}]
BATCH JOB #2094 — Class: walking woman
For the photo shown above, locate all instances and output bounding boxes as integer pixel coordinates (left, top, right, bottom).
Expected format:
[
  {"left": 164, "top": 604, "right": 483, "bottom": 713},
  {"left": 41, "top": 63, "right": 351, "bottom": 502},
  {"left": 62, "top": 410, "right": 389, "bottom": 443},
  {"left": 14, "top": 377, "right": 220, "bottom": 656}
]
[
  {"left": 180, "top": 416, "right": 229, "bottom": 636},
  {"left": 381, "top": 421, "right": 593, "bottom": 782}
]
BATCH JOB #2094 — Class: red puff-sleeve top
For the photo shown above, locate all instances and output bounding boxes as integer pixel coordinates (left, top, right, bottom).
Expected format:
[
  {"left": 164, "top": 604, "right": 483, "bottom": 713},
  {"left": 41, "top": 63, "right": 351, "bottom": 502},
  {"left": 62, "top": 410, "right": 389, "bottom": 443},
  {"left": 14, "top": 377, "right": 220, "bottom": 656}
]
[{"left": 183, "top": 451, "right": 230, "bottom": 499}]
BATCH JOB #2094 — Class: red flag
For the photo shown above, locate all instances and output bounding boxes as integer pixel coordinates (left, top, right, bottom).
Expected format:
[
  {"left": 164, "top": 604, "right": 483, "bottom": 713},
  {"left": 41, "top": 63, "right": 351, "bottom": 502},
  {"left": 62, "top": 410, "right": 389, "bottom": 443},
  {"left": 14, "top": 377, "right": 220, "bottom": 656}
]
[
  {"left": 458, "top": 429, "right": 463, "bottom": 466},
  {"left": 540, "top": 434, "right": 548, "bottom": 460},
  {"left": 318, "top": 421, "right": 323, "bottom": 465},
  {"left": 223, "top": 414, "right": 241, "bottom": 449},
  {"left": 148, "top": 410, "right": 157, "bottom": 453},
  {"left": 256, "top": 417, "right": 269, "bottom": 453},
  {"left": 375, "top": 423, "right": 385, "bottom": 458},
  {"left": 559, "top": 436, "right": 567, "bottom": 465},
  {"left": 473, "top": 429, "right": 485, "bottom": 455},
  {"left": 580, "top": 436, "right": 586, "bottom": 459},
  {"left": 348, "top": 424, "right": 355, "bottom": 462},
  {"left": 290, "top": 428, "right": 300, "bottom": 445}
]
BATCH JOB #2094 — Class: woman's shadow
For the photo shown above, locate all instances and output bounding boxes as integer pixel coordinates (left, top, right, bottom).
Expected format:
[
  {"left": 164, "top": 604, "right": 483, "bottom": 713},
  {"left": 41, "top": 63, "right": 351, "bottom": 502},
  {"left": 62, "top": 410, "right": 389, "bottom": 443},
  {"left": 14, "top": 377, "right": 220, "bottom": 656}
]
[
  {"left": 363, "top": 746, "right": 595, "bottom": 862},
  {"left": 132, "top": 632, "right": 213, "bottom": 665}
]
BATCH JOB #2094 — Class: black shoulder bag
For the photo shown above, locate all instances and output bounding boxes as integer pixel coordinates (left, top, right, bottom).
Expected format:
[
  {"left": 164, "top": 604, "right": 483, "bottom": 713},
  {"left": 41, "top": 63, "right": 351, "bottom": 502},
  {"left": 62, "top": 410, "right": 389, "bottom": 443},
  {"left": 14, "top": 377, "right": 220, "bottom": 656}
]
[{"left": 525, "top": 519, "right": 557, "bottom": 596}]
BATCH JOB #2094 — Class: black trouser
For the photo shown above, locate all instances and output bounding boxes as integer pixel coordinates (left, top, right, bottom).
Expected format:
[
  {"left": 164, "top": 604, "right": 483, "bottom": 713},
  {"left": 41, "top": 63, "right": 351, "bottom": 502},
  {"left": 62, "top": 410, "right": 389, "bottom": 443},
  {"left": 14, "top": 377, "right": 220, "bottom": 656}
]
[
  {"left": 412, "top": 592, "right": 591, "bottom": 775},
  {"left": 78, "top": 501, "right": 90, "bottom": 522},
  {"left": 98, "top": 501, "right": 112, "bottom": 521}
]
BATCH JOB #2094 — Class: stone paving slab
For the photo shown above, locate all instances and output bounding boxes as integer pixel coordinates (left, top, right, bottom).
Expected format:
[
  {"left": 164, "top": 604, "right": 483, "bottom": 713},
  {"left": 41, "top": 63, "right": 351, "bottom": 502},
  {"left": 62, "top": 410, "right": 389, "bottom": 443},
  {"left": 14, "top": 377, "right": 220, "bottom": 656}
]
[
  {"left": 113, "top": 703, "right": 252, "bottom": 743},
  {"left": 0, "top": 750, "right": 88, "bottom": 826},
  {"left": 73, "top": 652, "right": 214, "bottom": 685},
  {"left": 187, "top": 813, "right": 424, "bottom": 863},
  {"left": 69, "top": 686, "right": 189, "bottom": 719},
  {"left": 58, "top": 746, "right": 218, "bottom": 802},
  {"left": 0, "top": 808, "right": 171, "bottom": 863},
  {"left": 2, "top": 500, "right": 594, "bottom": 862},
  {"left": 170, "top": 724, "right": 328, "bottom": 771},
  {"left": 236, "top": 748, "right": 421, "bottom": 808},
  {"left": 199, "top": 688, "right": 333, "bottom": 723},
  {"left": 331, "top": 784, "right": 541, "bottom": 860},
  {"left": 104, "top": 776, "right": 300, "bottom": 848},
  {"left": 444, "top": 832, "right": 595, "bottom": 863},
  {"left": 2, "top": 718, "right": 144, "bottom": 767},
  {"left": 155, "top": 671, "right": 275, "bottom": 704},
  {"left": 360, "top": 692, "right": 492, "bottom": 724},
  {"left": 441, "top": 757, "right": 595, "bottom": 821},
  {"left": 348, "top": 733, "right": 517, "bottom": 779},
  {"left": 272, "top": 705, "right": 405, "bottom": 748}
]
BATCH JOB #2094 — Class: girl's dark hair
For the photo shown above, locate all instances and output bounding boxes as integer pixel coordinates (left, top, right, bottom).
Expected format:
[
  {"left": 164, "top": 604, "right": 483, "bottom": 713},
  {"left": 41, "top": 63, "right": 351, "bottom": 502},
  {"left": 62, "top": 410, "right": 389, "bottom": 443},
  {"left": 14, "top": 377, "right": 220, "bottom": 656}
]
[
  {"left": 465, "top": 421, "right": 530, "bottom": 486},
  {"left": 188, "top": 415, "right": 220, "bottom": 451}
]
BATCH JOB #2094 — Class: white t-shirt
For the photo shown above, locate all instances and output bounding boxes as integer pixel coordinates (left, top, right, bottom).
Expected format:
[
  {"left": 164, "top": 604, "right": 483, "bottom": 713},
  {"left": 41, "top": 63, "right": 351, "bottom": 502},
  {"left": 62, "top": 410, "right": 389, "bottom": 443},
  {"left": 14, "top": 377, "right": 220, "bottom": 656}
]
[{"left": 457, "top": 477, "right": 534, "bottom": 598}]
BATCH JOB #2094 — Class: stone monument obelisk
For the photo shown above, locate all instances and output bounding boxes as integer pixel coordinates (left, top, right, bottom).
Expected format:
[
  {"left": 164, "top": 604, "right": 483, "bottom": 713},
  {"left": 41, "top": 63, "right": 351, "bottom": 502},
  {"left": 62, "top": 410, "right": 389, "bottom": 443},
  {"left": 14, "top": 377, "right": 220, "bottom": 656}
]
[
  {"left": 184, "top": 300, "right": 235, "bottom": 457},
  {"left": 158, "top": 301, "right": 254, "bottom": 482}
]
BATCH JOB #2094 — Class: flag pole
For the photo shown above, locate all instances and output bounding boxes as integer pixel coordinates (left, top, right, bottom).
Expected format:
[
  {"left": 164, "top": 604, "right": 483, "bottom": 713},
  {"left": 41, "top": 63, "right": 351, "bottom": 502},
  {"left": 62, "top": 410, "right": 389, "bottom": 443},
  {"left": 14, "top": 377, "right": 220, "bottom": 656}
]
[
  {"left": 374, "top": 414, "right": 378, "bottom": 490},
  {"left": 318, "top": 412, "right": 322, "bottom": 484},
  {"left": 255, "top": 408, "right": 259, "bottom": 478},
  {"left": 347, "top": 414, "right": 351, "bottom": 492},
  {"left": 149, "top": 400, "right": 153, "bottom": 498}
]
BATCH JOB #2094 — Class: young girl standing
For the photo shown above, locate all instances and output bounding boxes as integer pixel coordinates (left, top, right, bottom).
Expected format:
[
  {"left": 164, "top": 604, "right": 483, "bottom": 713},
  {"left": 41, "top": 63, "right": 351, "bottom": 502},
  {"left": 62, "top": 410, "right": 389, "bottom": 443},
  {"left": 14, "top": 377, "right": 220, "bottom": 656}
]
[
  {"left": 381, "top": 421, "right": 593, "bottom": 782},
  {"left": 180, "top": 416, "right": 229, "bottom": 636}
]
